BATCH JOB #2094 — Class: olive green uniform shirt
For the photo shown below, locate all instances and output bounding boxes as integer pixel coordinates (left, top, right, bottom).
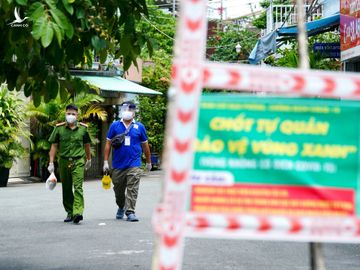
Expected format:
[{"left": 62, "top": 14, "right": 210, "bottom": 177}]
[{"left": 48, "top": 122, "right": 91, "bottom": 158}]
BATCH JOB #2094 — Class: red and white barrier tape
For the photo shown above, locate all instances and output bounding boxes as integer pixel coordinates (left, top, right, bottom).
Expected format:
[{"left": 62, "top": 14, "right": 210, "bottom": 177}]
[
  {"left": 171, "top": 62, "right": 360, "bottom": 99},
  {"left": 184, "top": 213, "right": 360, "bottom": 243}
]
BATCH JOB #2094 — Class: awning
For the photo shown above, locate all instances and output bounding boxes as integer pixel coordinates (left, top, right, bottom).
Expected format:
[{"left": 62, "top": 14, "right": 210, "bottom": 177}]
[
  {"left": 76, "top": 75, "right": 162, "bottom": 95},
  {"left": 278, "top": 13, "right": 340, "bottom": 37},
  {"left": 248, "top": 13, "right": 340, "bottom": 64}
]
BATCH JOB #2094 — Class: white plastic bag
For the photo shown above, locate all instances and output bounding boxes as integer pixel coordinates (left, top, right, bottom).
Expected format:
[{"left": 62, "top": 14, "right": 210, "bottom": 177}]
[{"left": 46, "top": 172, "right": 57, "bottom": 190}]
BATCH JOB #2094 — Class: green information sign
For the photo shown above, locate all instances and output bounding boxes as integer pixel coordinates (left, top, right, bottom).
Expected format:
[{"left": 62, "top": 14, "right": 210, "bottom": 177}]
[{"left": 191, "top": 94, "right": 360, "bottom": 217}]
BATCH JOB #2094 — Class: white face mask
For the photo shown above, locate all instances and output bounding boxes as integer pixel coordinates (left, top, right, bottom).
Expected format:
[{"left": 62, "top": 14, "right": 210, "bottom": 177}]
[
  {"left": 122, "top": 111, "right": 134, "bottom": 121},
  {"left": 65, "top": 114, "right": 77, "bottom": 124}
]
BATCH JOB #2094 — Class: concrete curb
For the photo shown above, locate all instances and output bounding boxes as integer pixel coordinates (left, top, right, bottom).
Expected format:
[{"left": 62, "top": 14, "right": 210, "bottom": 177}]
[
  {"left": 7, "top": 170, "right": 164, "bottom": 185},
  {"left": 8, "top": 176, "right": 41, "bottom": 184}
]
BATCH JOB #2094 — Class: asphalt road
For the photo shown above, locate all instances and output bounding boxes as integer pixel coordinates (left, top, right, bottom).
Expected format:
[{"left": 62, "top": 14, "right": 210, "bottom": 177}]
[{"left": 1, "top": 171, "right": 360, "bottom": 270}]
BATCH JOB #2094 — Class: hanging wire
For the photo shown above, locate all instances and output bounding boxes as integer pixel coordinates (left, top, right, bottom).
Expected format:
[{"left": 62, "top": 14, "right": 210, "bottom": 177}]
[
  {"left": 141, "top": 14, "right": 256, "bottom": 51},
  {"left": 141, "top": 14, "right": 175, "bottom": 41}
]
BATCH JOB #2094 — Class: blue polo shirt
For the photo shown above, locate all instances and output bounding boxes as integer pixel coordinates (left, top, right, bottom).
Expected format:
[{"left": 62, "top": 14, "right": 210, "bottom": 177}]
[{"left": 107, "top": 120, "right": 148, "bottom": 169}]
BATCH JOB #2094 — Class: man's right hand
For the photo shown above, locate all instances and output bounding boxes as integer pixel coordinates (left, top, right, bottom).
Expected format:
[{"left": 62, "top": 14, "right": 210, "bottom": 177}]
[
  {"left": 103, "top": 160, "right": 109, "bottom": 173},
  {"left": 48, "top": 162, "right": 55, "bottom": 173}
]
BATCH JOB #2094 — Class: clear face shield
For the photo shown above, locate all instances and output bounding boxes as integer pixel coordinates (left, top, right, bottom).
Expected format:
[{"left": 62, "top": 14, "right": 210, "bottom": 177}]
[{"left": 120, "top": 103, "right": 136, "bottom": 120}]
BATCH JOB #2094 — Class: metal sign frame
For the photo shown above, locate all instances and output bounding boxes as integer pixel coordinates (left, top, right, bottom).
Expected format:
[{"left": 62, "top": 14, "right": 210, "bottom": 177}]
[{"left": 152, "top": 1, "right": 360, "bottom": 269}]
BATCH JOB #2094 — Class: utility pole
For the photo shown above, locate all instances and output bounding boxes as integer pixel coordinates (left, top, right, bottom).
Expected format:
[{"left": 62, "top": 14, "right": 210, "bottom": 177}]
[
  {"left": 248, "top": 2, "right": 255, "bottom": 19},
  {"left": 220, "top": 0, "right": 223, "bottom": 22},
  {"left": 173, "top": 0, "right": 176, "bottom": 17},
  {"left": 268, "top": 0, "right": 274, "bottom": 33},
  {"left": 217, "top": 0, "right": 224, "bottom": 30},
  {"left": 296, "top": 0, "right": 309, "bottom": 69},
  {"left": 297, "top": 1, "right": 325, "bottom": 267}
]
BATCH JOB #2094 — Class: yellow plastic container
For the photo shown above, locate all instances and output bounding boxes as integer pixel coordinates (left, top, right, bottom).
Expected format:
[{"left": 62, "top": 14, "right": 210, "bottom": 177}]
[{"left": 102, "top": 174, "right": 111, "bottom": 190}]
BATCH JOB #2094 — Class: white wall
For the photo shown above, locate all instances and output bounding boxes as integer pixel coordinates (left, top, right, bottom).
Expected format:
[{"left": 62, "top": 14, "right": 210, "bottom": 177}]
[
  {"left": 124, "top": 59, "right": 143, "bottom": 83},
  {"left": 9, "top": 135, "right": 30, "bottom": 178},
  {"left": 319, "top": 0, "right": 339, "bottom": 17}
]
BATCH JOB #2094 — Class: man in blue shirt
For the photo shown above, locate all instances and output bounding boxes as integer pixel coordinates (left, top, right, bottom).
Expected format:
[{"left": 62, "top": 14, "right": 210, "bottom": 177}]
[{"left": 103, "top": 101, "right": 152, "bottom": 222}]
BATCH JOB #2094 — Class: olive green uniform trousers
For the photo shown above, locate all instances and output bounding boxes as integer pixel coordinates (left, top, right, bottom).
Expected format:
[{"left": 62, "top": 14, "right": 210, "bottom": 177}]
[{"left": 59, "top": 157, "right": 85, "bottom": 217}]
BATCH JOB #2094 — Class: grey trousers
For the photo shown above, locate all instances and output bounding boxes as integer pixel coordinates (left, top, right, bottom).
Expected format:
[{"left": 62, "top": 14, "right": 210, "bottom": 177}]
[{"left": 111, "top": 167, "right": 143, "bottom": 214}]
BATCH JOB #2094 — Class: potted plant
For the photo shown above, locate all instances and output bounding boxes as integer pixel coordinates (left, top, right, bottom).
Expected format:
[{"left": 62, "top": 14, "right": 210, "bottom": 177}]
[{"left": 0, "top": 83, "right": 30, "bottom": 187}]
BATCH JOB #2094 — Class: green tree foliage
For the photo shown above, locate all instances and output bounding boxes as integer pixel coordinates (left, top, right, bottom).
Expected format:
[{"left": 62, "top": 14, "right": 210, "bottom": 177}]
[
  {"left": 135, "top": 1, "right": 175, "bottom": 155},
  {"left": 0, "top": 83, "right": 31, "bottom": 168},
  {"left": 269, "top": 32, "right": 341, "bottom": 70},
  {"left": 140, "top": 0, "right": 175, "bottom": 55},
  {"left": 138, "top": 50, "right": 171, "bottom": 155},
  {"left": 252, "top": 12, "right": 267, "bottom": 29},
  {"left": 0, "top": 0, "right": 150, "bottom": 105},
  {"left": 207, "top": 24, "right": 258, "bottom": 62}
]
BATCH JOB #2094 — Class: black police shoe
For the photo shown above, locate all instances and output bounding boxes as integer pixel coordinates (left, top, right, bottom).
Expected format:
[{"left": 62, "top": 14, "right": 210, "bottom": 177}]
[
  {"left": 73, "top": 214, "right": 83, "bottom": 224},
  {"left": 64, "top": 215, "right": 73, "bottom": 222}
]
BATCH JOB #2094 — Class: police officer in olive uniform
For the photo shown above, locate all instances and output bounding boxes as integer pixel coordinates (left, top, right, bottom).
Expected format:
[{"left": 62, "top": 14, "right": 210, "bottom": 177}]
[{"left": 48, "top": 104, "right": 92, "bottom": 224}]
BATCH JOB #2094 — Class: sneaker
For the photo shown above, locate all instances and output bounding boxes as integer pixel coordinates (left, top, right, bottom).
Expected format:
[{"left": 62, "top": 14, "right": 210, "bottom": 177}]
[
  {"left": 64, "top": 215, "right": 73, "bottom": 222},
  {"left": 116, "top": 208, "right": 125, "bottom": 219},
  {"left": 127, "top": 213, "right": 139, "bottom": 222},
  {"left": 73, "top": 214, "right": 83, "bottom": 224}
]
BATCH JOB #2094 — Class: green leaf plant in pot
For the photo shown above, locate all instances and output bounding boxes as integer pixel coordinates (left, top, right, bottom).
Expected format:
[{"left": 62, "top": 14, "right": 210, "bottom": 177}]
[{"left": 0, "top": 83, "right": 31, "bottom": 187}]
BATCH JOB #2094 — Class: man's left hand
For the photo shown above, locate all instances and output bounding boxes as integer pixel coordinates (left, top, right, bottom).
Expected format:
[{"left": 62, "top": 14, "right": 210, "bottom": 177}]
[
  {"left": 85, "top": 159, "right": 92, "bottom": 170},
  {"left": 145, "top": 163, "right": 152, "bottom": 172}
]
